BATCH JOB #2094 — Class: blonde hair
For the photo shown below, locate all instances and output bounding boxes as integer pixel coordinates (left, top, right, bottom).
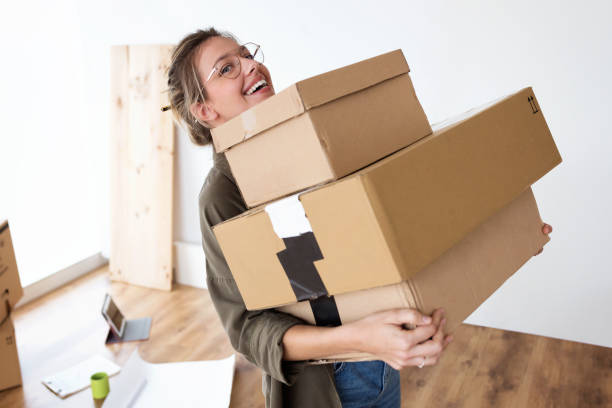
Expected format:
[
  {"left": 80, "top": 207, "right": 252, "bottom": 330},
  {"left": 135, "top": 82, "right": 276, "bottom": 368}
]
[{"left": 167, "top": 28, "right": 238, "bottom": 146}]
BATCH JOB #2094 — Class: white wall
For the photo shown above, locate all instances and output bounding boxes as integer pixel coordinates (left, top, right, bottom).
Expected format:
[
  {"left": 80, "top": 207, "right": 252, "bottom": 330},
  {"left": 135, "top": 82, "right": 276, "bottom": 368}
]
[
  {"left": 4, "top": 0, "right": 610, "bottom": 346},
  {"left": 0, "top": 0, "right": 106, "bottom": 286}
]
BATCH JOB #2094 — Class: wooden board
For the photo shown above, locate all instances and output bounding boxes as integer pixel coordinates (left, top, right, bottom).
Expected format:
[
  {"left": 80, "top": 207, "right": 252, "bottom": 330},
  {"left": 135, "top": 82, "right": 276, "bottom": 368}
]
[{"left": 109, "top": 45, "right": 174, "bottom": 291}]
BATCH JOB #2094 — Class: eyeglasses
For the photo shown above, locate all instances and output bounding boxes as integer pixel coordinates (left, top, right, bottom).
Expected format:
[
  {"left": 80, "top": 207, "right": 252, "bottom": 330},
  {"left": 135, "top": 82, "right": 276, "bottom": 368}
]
[{"left": 205, "top": 42, "right": 264, "bottom": 82}]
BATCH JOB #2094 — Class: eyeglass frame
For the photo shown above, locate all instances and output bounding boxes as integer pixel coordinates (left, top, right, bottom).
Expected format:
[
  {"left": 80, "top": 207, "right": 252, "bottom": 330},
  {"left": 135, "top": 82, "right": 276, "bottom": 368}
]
[{"left": 204, "top": 42, "right": 263, "bottom": 83}]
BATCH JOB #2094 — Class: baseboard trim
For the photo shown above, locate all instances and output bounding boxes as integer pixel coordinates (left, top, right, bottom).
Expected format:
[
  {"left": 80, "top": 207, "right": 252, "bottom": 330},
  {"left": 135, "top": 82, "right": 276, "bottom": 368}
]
[{"left": 16, "top": 252, "right": 109, "bottom": 308}]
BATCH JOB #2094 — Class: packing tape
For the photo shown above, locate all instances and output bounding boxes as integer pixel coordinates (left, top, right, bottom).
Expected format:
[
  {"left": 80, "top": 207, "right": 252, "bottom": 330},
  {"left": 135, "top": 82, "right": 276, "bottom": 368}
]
[
  {"left": 309, "top": 296, "right": 342, "bottom": 327},
  {"left": 90, "top": 372, "right": 110, "bottom": 399},
  {"left": 277, "top": 232, "right": 327, "bottom": 301},
  {"left": 241, "top": 110, "right": 257, "bottom": 140},
  {"left": 265, "top": 194, "right": 312, "bottom": 238}
]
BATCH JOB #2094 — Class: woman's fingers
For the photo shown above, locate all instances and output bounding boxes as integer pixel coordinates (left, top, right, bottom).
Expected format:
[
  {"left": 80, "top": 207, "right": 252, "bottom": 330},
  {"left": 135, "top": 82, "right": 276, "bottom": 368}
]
[
  {"left": 407, "top": 318, "right": 446, "bottom": 358},
  {"left": 431, "top": 313, "right": 446, "bottom": 343},
  {"left": 443, "top": 334, "right": 453, "bottom": 349},
  {"left": 411, "top": 354, "right": 439, "bottom": 367},
  {"left": 406, "top": 338, "right": 444, "bottom": 359},
  {"left": 382, "top": 308, "right": 432, "bottom": 327},
  {"left": 534, "top": 222, "right": 553, "bottom": 256},
  {"left": 407, "top": 324, "right": 438, "bottom": 345}
]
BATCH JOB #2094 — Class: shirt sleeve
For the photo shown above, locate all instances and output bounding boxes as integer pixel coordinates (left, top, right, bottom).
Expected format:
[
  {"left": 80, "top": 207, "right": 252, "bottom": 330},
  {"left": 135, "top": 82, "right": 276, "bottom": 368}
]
[{"left": 199, "top": 169, "right": 305, "bottom": 385}]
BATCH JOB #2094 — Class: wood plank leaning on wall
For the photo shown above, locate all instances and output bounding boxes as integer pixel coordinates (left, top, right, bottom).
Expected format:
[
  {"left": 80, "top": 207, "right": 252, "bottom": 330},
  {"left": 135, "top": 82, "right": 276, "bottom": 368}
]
[{"left": 109, "top": 45, "right": 175, "bottom": 291}]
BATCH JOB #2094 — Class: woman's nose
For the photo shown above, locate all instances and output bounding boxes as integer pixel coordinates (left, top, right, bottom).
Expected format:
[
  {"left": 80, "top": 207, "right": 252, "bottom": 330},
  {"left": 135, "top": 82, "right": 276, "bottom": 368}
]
[{"left": 242, "top": 57, "right": 258, "bottom": 76}]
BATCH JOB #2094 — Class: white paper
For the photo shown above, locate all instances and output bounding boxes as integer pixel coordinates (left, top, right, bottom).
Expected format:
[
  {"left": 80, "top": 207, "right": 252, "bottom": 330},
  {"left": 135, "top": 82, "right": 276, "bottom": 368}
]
[
  {"left": 103, "top": 349, "right": 235, "bottom": 408},
  {"left": 41, "top": 355, "right": 121, "bottom": 398},
  {"left": 265, "top": 193, "right": 313, "bottom": 238}
]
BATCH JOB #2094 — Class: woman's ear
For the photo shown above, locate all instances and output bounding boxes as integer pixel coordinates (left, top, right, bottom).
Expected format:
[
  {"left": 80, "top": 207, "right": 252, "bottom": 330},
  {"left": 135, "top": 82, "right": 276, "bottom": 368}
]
[{"left": 190, "top": 101, "right": 218, "bottom": 124}]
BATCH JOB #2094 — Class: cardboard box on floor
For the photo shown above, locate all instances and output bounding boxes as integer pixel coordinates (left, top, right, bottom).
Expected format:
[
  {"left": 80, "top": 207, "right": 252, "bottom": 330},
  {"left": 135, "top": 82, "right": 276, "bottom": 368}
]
[
  {"left": 211, "top": 50, "right": 432, "bottom": 208},
  {"left": 0, "top": 316, "right": 22, "bottom": 390},
  {"left": 213, "top": 87, "right": 562, "bottom": 311},
  {"left": 0, "top": 220, "right": 23, "bottom": 323},
  {"left": 0, "top": 220, "right": 23, "bottom": 390},
  {"left": 278, "top": 188, "right": 548, "bottom": 362}
]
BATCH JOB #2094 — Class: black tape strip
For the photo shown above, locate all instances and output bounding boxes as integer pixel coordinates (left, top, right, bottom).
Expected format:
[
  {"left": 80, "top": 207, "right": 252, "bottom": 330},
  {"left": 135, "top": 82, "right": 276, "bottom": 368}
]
[
  {"left": 309, "top": 296, "right": 341, "bottom": 327},
  {"left": 0, "top": 222, "right": 8, "bottom": 234},
  {"left": 276, "top": 231, "right": 342, "bottom": 326},
  {"left": 276, "top": 232, "right": 327, "bottom": 301}
]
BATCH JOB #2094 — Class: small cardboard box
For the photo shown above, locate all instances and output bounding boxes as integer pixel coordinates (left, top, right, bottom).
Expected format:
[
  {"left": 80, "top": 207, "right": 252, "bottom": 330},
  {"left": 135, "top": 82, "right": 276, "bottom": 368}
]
[
  {"left": 0, "top": 220, "right": 23, "bottom": 323},
  {"left": 278, "top": 188, "right": 548, "bottom": 362},
  {"left": 211, "top": 50, "right": 432, "bottom": 208},
  {"left": 0, "top": 316, "right": 22, "bottom": 390},
  {"left": 213, "top": 87, "right": 562, "bottom": 310}
]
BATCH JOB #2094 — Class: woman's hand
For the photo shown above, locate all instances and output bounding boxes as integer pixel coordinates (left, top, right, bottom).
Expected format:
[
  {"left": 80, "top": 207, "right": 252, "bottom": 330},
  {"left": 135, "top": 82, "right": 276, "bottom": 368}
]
[
  {"left": 344, "top": 308, "right": 452, "bottom": 370},
  {"left": 534, "top": 223, "right": 553, "bottom": 256}
]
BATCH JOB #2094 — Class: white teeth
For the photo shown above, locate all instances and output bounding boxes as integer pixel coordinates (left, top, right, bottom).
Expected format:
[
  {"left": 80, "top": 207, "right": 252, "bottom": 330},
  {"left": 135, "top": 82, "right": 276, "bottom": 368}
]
[{"left": 245, "top": 80, "right": 267, "bottom": 95}]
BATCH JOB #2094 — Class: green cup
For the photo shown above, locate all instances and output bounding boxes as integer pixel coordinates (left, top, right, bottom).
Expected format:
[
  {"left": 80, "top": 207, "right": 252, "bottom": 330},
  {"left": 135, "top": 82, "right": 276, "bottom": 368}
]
[{"left": 90, "top": 372, "right": 110, "bottom": 399}]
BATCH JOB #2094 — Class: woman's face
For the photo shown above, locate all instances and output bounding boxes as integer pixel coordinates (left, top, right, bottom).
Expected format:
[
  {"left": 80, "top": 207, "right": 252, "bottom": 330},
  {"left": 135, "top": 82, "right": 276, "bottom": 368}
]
[{"left": 193, "top": 36, "right": 275, "bottom": 127}]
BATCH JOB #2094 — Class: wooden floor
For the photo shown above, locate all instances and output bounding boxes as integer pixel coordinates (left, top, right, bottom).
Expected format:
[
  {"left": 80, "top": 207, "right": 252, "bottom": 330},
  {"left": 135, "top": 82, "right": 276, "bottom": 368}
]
[{"left": 1, "top": 265, "right": 610, "bottom": 407}]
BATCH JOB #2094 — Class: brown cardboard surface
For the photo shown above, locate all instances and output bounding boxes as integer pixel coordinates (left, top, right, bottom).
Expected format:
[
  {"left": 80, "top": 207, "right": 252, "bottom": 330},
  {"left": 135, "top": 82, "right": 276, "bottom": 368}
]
[
  {"left": 0, "top": 316, "right": 22, "bottom": 390},
  {"left": 211, "top": 85, "right": 304, "bottom": 152},
  {"left": 225, "top": 114, "right": 334, "bottom": 206},
  {"left": 359, "top": 87, "right": 561, "bottom": 281},
  {"left": 296, "top": 49, "right": 409, "bottom": 110},
  {"left": 0, "top": 220, "right": 23, "bottom": 323},
  {"left": 213, "top": 87, "right": 562, "bottom": 310},
  {"left": 214, "top": 50, "right": 431, "bottom": 208},
  {"left": 309, "top": 74, "right": 431, "bottom": 178},
  {"left": 278, "top": 188, "right": 549, "bottom": 362}
]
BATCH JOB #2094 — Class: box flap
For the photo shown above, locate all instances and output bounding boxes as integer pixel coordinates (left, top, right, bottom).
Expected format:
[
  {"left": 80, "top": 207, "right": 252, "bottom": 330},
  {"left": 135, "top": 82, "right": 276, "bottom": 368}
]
[
  {"left": 295, "top": 49, "right": 409, "bottom": 110},
  {"left": 211, "top": 49, "right": 409, "bottom": 153}
]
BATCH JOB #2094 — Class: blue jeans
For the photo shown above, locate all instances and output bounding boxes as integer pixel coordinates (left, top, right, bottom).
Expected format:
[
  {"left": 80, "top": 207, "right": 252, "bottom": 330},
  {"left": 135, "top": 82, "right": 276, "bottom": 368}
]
[{"left": 333, "top": 360, "right": 401, "bottom": 407}]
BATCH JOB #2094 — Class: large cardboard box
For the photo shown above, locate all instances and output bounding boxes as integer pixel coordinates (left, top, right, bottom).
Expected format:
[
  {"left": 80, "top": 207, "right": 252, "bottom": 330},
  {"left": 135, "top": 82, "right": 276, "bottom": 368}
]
[
  {"left": 211, "top": 50, "right": 432, "bottom": 208},
  {"left": 0, "top": 220, "right": 23, "bottom": 390},
  {"left": 213, "top": 87, "right": 562, "bottom": 310},
  {"left": 278, "top": 188, "right": 548, "bottom": 362}
]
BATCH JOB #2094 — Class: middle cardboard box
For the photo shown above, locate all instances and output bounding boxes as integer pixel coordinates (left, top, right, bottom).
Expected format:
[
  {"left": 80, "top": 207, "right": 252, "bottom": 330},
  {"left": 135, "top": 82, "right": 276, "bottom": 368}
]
[
  {"left": 213, "top": 87, "right": 562, "bottom": 311},
  {"left": 211, "top": 49, "right": 432, "bottom": 208}
]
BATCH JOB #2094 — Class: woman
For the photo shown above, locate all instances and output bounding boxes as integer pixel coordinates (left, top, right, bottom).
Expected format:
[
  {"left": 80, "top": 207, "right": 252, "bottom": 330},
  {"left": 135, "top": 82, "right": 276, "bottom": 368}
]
[{"left": 166, "top": 28, "right": 552, "bottom": 407}]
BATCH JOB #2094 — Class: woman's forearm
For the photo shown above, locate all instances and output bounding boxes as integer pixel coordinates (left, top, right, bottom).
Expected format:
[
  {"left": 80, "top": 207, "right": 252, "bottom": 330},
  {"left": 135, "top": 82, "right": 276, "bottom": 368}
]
[
  {"left": 281, "top": 308, "right": 450, "bottom": 369},
  {"left": 282, "top": 324, "right": 358, "bottom": 361}
]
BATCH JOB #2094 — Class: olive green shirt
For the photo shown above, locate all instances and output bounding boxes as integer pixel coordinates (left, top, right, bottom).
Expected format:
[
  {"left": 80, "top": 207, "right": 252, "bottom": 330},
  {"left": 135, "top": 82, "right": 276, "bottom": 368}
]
[{"left": 198, "top": 152, "right": 342, "bottom": 407}]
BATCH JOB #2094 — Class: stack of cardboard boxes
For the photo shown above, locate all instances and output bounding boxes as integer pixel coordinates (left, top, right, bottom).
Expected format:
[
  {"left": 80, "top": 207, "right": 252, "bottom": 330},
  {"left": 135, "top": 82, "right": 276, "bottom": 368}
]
[
  {"left": 0, "top": 220, "right": 24, "bottom": 389},
  {"left": 211, "top": 50, "right": 562, "bottom": 361}
]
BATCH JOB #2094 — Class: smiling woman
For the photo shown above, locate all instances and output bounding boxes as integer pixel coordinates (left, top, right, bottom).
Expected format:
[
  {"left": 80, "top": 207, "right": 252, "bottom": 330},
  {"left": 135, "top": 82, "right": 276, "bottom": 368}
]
[
  {"left": 167, "top": 30, "right": 274, "bottom": 146},
  {"left": 165, "top": 27, "right": 450, "bottom": 408},
  {"left": 189, "top": 36, "right": 275, "bottom": 124}
]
